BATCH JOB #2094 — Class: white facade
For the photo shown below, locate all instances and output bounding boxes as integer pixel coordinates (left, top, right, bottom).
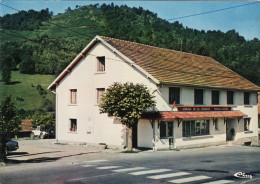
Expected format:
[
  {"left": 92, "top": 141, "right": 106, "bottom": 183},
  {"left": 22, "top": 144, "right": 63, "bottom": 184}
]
[
  {"left": 138, "top": 86, "right": 258, "bottom": 149},
  {"left": 54, "top": 41, "right": 159, "bottom": 147},
  {"left": 50, "top": 36, "right": 259, "bottom": 149}
]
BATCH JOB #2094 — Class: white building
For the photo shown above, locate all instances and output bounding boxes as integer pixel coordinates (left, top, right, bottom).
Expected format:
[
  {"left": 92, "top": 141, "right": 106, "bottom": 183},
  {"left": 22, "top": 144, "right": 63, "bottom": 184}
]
[{"left": 48, "top": 35, "right": 260, "bottom": 150}]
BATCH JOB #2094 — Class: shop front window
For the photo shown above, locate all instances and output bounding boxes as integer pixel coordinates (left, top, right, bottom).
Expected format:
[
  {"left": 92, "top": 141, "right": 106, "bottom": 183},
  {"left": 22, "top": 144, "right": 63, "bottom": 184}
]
[{"left": 183, "top": 120, "right": 209, "bottom": 137}]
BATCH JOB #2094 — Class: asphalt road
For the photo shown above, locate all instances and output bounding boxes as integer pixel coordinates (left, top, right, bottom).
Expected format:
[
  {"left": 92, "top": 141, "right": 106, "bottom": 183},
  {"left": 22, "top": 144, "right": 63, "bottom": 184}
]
[{"left": 1, "top": 144, "right": 260, "bottom": 184}]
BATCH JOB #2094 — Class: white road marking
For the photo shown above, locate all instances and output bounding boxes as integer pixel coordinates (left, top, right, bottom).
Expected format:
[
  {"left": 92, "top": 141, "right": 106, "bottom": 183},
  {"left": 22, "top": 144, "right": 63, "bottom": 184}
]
[
  {"left": 202, "top": 180, "right": 234, "bottom": 184},
  {"left": 81, "top": 164, "right": 97, "bottom": 167},
  {"left": 97, "top": 166, "right": 123, "bottom": 170},
  {"left": 147, "top": 172, "right": 191, "bottom": 179},
  {"left": 68, "top": 173, "right": 119, "bottom": 181},
  {"left": 129, "top": 169, "right": 172, "bottom": 175},
  {"left": 169, "top": 175, "right": 211, "bottom": 183},
  {"left": 83, "top": 159, "right": 108, "bottom": 163},
  {"left": 113, "top": 167, "right": 147, "bottom": 172}
]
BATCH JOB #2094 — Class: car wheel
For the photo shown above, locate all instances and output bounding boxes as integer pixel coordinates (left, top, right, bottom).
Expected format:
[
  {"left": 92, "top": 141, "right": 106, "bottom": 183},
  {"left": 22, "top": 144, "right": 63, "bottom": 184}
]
[
  {"left": 40, "top": 133, "right": 44, "bottom": 139},
  {"left": 30, "top": 132, "right": 35, "bottom": 138}
]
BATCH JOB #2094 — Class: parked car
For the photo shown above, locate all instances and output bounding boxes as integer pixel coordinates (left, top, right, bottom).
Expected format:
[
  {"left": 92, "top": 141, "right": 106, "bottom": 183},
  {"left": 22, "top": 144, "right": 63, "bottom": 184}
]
[
  {"left": 6, "top": 140, "right": 19, "bottom": 155},
  {"left": 30, "top": 125, "right": 55, "bottom": 139}
]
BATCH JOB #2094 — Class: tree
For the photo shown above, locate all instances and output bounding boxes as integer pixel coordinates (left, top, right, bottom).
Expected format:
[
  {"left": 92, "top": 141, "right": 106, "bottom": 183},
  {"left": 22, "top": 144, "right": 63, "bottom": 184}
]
[
  {"left": 31, "top": 109, "right": 55, "bottom": 128},
  {"left": 1, "top": 55, "right": 15, "bottom": 84},
  {"left": 99, "top": 82, "right": 155, "bottom": 150},
  {"left": 1, "top": 63, "right": 11, "bottom": 85},
  {"left": 0, "top": 97, "right": 20, "bottom": 162}
]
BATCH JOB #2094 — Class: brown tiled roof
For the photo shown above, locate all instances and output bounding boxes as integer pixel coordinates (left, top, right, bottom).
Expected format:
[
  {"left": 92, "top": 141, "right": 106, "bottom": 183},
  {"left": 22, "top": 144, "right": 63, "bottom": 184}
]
[
  {"left": 19, "top": 119, "right": 34, "bottom": 132},
  {"left": 101, "top": 36, "right": 260, "bottom": 91}
]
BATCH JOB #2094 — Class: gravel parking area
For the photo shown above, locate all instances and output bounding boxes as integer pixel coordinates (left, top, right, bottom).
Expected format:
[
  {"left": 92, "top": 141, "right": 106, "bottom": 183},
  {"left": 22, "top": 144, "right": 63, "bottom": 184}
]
[{"left": 6, "top": 139, "right": 116, "bottom": 164}]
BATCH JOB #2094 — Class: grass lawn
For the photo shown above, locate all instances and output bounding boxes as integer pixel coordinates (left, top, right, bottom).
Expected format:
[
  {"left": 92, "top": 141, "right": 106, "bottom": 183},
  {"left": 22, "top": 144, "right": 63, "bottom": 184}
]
[{"left": 0, "top": 71, "right": 55, "bottom": 110}]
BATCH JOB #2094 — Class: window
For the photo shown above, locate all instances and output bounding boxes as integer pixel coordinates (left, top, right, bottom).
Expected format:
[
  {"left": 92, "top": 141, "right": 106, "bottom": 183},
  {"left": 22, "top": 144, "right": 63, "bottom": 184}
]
[
  {"left": 212, "top": 90, "right": 219, "bottom": 105},
  {"left": 70, "top": 89, "right": 77, "bottom": 104},
  {"left": 70, "top": 119, "right": 77, "bottom": 132},
  {"left": 97, "top": 88, "right": 105, "bottom": 104},
  {"left": 244, "top": 92, "right": 250, "bottom": 105},
  {"left": 244, "top": 118, "right": 251, "bottom": 131},
  {"left": 160, "top": 122, "right": 173, "bottom": 138},
  {"left": 97, "top": 56, "right": 105, "bottom": 72},
  {"left": 227, "top": 91, "right": 234, "bottom": 105},
  {"left": 183, "top": 120, "right": 209, "bottom": 137},
  {"left": 169, "top": 87, "right": 180, "bottom": 104},
  {"left": 194, "top": 89, "right": 203, "bottom": 105}
]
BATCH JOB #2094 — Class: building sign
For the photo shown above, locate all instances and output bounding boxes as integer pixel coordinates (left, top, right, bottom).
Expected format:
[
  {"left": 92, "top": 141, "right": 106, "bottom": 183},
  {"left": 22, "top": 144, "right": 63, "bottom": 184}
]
[{"left": 177, "top": 106, "right": 232, "bottom": 112}]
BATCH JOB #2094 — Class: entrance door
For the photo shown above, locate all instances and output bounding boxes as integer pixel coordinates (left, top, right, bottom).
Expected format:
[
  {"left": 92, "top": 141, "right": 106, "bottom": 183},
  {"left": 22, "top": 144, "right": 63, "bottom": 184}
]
[
  {"left": 226, "top": 119, "right": 236, "bottom": 141},
  {"left": 132, "top": 123, "right": 138, "bottom": 148}
]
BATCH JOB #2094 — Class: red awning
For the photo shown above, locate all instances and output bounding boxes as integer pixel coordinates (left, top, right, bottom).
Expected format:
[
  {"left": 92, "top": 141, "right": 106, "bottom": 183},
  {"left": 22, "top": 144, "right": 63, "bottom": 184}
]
[
  {"left": 142, "top": 111, "right": 247, "bottom": 121},
  {"left": 160, "top": 111, "right": 247, "bottom": 121}
]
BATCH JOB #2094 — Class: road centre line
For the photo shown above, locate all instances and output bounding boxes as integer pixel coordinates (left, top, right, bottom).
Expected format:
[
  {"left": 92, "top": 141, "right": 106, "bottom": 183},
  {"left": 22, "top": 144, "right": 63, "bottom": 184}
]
[
  {"left": 129, "top": 169, "right": 172, "bottom": 176},
  {"left": 68, "top": 173, "right": 120, "bottom": 181},
  {"left": 147, "top": 172, "right": 191, "bottom": 179},
  {"left": 97, "top": 166, "right": 123, "bottom": 170},
  {"left": 113, "top": 167, "right": 147, "bottom": 172},
  {"left": 202, "top": 180, "right": 234, "bottom": 184},
  {"left": 169, "top": 175, "right": 211, "bottom": 183}
]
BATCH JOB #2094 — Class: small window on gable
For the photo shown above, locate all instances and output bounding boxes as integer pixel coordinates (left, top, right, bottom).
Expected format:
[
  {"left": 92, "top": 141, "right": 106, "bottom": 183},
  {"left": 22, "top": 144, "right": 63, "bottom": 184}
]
[
  {"left": 97, "top": 56, "right": 105, "bottom": 72},
  {"left": 244, "top": 92, "right": 250, "bottom": 105},
  {"left": 169, "top": 87, "right": 180, "bottom": 104},
  {"left": 227, "top": 91, "right": 234, "bottom": 105},
  {"left": 70, "top": 89, "right": 77, "bottom": 104},
  {"left": 212, "top": 90, "right": 219, "bottom": 105},
  {"left": 97, "top": 88, "right": 105, "bottom": 104},
  {"left": 70, "top": 119, "right": 77, "bottom": 132}
]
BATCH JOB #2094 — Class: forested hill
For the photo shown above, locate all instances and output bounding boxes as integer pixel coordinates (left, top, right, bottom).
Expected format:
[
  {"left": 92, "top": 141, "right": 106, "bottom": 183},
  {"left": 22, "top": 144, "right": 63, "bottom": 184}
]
[{"left": 1, "top": 3, "right": 260, "bottom": 86}]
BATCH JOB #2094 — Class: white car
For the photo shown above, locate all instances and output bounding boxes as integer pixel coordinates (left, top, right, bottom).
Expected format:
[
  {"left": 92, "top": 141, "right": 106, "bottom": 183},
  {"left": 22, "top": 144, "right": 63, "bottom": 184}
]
[{"left": 30, "top": 126, "right": 48, "bottom": 139}]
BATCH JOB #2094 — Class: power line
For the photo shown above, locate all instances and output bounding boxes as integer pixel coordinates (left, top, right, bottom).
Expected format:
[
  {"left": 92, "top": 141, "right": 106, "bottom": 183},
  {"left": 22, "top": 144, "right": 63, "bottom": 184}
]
[
  {"left": 0, "top": 28, "right": 239, "bottom": 80},
  {"left": 0, "top": 30, "right": 70, "bottom": 51},
  {"left": 0, "top": 2, "right": 92, "bottom": 38},
  {"left": 0, "top": 2, "right": 20, "bottom": 12},
  {"left": 167, "top": 2, "right": 260, "bottom": 21},
  {"left": 0, "top": 30, "right": 36, "bottom": 42}
]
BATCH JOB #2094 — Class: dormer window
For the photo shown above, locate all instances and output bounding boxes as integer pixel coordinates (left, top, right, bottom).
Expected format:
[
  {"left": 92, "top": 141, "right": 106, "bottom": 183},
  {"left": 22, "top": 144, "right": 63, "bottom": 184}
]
[{"left": 97, "top": 56, "right": 105, "bottom": 72}]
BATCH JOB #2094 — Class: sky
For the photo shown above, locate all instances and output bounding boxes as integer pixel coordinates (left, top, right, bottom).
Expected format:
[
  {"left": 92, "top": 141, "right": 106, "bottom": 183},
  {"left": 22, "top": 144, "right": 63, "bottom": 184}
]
[{"left": 0, "top": 1, "right": 260, "bottom": 40}]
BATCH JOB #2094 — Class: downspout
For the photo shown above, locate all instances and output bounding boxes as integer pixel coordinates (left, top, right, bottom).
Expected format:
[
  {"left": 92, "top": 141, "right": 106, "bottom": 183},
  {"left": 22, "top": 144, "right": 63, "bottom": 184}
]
[
  {"left": 51, "top": 90, "right": 58, "bottom": 143},
  {"left": 152, "top": 105, "right": 156, "bottom": 151},
  {"left": 152, "top": 87, "right": 159, "bottom": 151}
]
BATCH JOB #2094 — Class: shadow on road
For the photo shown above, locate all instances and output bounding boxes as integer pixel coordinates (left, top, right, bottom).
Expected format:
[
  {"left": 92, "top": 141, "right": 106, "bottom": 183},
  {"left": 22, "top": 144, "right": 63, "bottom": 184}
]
[
  {"left": 6, "top": 151, "right": 101, "bottom": 164},
  {"left": 8, "top": 151, "right": 62, "bottom": 158}
]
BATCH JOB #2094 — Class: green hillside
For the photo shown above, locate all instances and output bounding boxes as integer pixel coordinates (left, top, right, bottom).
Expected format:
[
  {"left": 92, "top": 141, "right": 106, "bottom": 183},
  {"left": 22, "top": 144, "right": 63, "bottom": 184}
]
[
  {"left": 0, "top": 71, "right": 55, "bottom": 111},
  {"left": 0, "top": 3, "right": 260, "bottom": 113}
]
